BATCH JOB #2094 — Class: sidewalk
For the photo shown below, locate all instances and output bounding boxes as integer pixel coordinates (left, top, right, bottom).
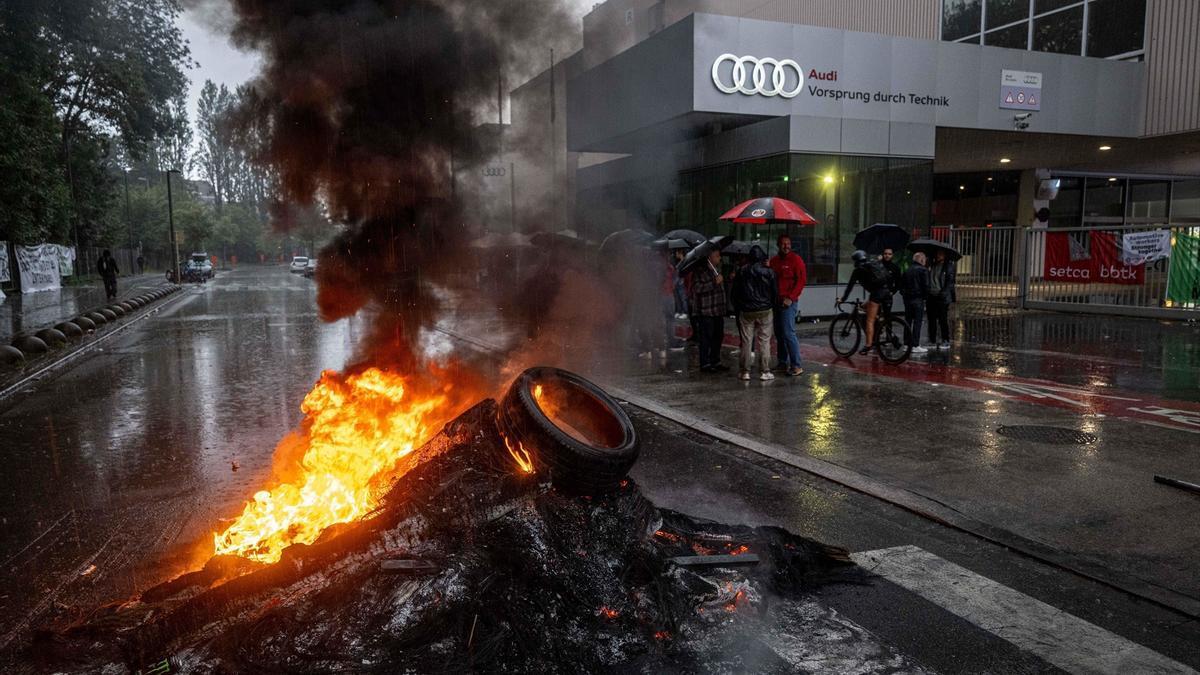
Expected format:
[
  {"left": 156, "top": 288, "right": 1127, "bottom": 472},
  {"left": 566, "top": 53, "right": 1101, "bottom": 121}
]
[
  {"left": 621, "top": 310, "right": 1200, "bottom": 617},
  {"left": 0, "top": 274, "right": 169, "bottom": 343},
  {"left": 680, "top": 308, "right": 1200, "bottom": 403}
]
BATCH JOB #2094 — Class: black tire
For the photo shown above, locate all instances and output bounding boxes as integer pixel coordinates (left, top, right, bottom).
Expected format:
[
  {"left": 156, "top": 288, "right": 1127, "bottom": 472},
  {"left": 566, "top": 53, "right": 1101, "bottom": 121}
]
[
  {"left": 828, "top": 314, "right": 861, "bottom": 357},
  {"left": 876, "top": 316, "right": 913, "bottom": 365},
  {"left": 496, "top": 367, "right": 639, "bottom": 495}
]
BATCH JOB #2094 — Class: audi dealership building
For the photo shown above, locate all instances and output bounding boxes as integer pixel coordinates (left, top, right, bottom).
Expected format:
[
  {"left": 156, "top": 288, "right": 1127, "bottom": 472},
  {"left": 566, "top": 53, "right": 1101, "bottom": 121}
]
[{"left": 507, "top": 0, "right": 1200, "bottom": 312}]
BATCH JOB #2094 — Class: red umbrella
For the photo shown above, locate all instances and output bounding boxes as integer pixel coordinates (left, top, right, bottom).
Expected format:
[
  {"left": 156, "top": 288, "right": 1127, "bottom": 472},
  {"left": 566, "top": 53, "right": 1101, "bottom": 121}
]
[{"left": 719, "top": 197, "right": 819, "bottom": 225}]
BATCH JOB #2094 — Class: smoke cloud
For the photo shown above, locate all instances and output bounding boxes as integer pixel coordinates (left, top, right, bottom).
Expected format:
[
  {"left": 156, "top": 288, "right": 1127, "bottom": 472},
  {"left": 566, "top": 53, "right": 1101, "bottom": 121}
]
[{"left": 211, "top": 0, "right": 665, "bottom": 387}]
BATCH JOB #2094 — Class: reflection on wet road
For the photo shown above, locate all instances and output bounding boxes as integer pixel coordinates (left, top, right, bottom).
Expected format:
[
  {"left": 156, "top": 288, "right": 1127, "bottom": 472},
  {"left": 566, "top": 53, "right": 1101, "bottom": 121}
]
[{"left": 0, "top": 266, "right": 360, "bottom": 648}]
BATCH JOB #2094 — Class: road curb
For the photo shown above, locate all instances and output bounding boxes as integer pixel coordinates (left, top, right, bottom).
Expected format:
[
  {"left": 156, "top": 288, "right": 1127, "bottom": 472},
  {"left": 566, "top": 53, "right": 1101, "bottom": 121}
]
[
  {"left": 604, "top": 384, "right": 1200, "bottom": 622},
  {"left": 0, "top": 286, "right": 192, "bottom": 406}
]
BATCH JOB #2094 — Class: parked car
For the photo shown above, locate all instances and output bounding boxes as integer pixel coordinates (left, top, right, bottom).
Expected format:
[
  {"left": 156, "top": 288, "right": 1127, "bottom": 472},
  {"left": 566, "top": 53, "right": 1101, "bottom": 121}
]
[
  {"left": 289, "top": 256, "right": 309, "bottom": 273},
  {"left": 303, "top": 258, "right": 317, "bottom": 278},
  {"left": 189, "top": 253, "right": 215, "bottom": 280}
]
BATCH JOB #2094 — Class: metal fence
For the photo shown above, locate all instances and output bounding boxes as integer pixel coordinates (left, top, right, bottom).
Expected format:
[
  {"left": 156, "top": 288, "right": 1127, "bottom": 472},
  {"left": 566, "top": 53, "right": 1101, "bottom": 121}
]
[{"left": 927, "top": 224, "right": 1200, "bottom": 319}]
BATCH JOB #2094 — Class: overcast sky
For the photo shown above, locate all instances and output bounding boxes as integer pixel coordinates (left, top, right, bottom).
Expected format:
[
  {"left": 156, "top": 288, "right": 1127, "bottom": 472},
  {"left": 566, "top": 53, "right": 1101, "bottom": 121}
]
[
  {"left": 178, "top": 0, "right": 595, "bottom": 134},
  {"left": 178, "top": 8, "right": 260, "bottom": 131}
]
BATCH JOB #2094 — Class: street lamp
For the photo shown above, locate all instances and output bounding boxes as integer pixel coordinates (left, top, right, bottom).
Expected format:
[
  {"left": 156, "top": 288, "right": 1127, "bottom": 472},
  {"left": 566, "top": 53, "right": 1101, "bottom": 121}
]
[{"left": 166, "top": 169, "right": 182, "bottom": 284}]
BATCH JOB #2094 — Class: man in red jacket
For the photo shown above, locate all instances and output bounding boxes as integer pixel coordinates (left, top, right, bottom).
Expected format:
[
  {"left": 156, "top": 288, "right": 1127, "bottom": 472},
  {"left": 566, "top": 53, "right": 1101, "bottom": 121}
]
[{"left": 768, "top": 234, "right": 807, "bottom": 376}]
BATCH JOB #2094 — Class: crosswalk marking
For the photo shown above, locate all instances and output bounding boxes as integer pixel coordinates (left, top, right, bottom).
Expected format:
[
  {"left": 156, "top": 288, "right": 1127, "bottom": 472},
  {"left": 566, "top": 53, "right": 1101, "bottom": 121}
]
[{"left": 851, "top": 546, "right": 1197, "bottom": 675}]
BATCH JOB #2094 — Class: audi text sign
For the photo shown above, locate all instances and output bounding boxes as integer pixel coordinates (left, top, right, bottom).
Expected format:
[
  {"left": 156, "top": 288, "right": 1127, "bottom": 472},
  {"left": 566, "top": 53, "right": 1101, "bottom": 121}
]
[{"left": 712, "top": 53, "right": 948, "bottom": 107}]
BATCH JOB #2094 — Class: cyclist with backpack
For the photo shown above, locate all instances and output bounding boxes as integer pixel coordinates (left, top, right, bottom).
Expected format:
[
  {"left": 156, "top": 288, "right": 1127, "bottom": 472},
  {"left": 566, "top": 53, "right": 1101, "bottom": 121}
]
[{"left": 838, "top": 249, "right": 898, "bottom": 355}]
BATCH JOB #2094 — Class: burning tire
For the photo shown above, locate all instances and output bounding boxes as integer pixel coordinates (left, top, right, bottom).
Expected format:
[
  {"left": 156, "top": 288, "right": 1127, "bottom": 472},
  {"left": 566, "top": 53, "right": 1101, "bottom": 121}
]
[{"left": 497, "top": 367, "right": 638, "bottom": 494}]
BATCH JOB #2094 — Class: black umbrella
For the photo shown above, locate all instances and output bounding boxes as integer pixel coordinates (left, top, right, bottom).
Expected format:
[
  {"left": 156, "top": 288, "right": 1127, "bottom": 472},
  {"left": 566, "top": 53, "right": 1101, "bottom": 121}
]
[
  {"left": 721, "top": 240, "right": 752, "bottom": 257},
  {"left": 676, "top": 235, "right": 733, "bottom": 276},
  {"left": 530, "top": 231, "right": 591, "bottom": 253},
  {"left": 908, "top": 238, "right": 962, "bottom": 262},
  {"left": 663, "top": 229, "right": 707, "bottom": 248},
  {"left": 598, "top": 229, "right": 656, "bottom": 258},
  {"left": 853, "top": 223, "right": 910, "bottom": 255},
  {"left": 667, "top": 239, "right": 691, "bottom": 251}
]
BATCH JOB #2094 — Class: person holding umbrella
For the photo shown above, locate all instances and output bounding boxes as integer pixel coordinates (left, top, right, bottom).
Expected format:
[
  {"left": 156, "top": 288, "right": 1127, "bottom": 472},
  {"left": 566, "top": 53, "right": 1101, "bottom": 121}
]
[
  {"left": 719, "top": 198, "right": 819, "bottom": 378},
  {"left": 688, "top": 247, "right": 729, "bottom": 372},
  {"left": 769, "top": 234, "right": 807, "bottom": 376},
  {"left": 927, "top": 248, "right": 957, "bottom": 350},
  {"left": 901, "top": 251, "right": 931, "bottom": 355}
]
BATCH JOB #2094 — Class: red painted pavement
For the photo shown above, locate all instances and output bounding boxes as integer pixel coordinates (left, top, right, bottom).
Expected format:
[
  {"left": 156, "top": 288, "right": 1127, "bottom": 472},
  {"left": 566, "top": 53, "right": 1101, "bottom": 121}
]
[{"left": 676, "top": 326, "right": 1200, "bottom": 434}]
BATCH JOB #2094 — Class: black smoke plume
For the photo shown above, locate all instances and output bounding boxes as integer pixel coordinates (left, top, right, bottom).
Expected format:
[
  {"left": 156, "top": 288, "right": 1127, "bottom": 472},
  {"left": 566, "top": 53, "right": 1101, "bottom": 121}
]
[{"left": 223, "top": 0, "right": 597, "bottom": 373}]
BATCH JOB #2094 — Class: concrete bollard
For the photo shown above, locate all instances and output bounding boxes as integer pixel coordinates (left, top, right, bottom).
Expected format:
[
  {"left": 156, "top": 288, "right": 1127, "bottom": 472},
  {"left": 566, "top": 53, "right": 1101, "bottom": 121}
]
[
  {"left": 98, "top": 308, "right": 117, "bottom": 321},
  {"left": 86, "top": 312, "right": 108, "bottom": 326},
  {"left": 12, "top": 335, "right": 48, "bottom": 356},
  {"left": 72, "top": 316, "right": 96, "bottom": 332},
  {"left": 56, "top": 322, "right": 84, "bottom": 339},
  {"left": 34, "top": 328, "right": 67, "bottom": 348},
  {"left": 108, "top": 305, "right": 126, "bottom": 317},
  {"left": 0, "top": 345, "right": 25, "bottom": 368}
]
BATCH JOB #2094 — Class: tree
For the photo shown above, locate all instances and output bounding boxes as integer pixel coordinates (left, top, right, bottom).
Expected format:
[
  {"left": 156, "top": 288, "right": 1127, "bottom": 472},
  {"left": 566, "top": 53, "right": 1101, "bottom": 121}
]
[
  {"left": 0, "top": 0, "right": 191, "bottom": 257},
  {"left": 194, "top": 81, "right": 236, "bottom": 209},
  {"left": 150, "top": 91, "right": 193, "bottom": 173}
]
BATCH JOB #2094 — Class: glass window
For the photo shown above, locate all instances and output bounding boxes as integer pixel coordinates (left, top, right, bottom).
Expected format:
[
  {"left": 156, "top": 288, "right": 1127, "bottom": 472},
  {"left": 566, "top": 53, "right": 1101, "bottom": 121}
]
[
  {"left": 1087, "top": 0, "right": 1146, "bottom": 57},
  {"left": 789, "top": 154, "right": 840, "bottom": 283},
  {"left": 943, "top": 0, "right": 982, "bottom": 41},
  {"left": 1084, "top": 177, "right": 1124, "bottom": 219},
  {"left": 1172, "top": 180, "right": 1200, "bottom": 220},
  {"left": 1127, "top": 180, "right": 1168, "bottom": 220},
  {"left": 1049, "top": 177, "right": 1083, "bottom": 227},
  {"left": 985, "top": 22, "right": 1029, "bottom": 49},
  {"left": 1035, "top": 0, "right": 1082, "bottom": 14},
  {"left": 1034, "top": 5, "right": 1083, "bottom": 54},
  {"left": 987, "top": 0, "right": 1030, "bottom": 29}
]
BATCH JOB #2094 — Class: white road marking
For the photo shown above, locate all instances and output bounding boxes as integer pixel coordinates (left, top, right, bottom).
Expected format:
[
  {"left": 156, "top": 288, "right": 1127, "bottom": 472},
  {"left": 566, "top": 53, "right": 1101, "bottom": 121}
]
[{"left": 851, "top": 546, "right": 1197, "bottom": 675}]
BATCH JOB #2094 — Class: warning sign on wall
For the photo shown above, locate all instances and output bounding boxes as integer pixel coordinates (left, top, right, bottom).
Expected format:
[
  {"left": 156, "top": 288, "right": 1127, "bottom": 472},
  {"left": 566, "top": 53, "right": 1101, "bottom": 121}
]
[{"left": 1000, "top": 69, "right": 1042, "bottom": 112}]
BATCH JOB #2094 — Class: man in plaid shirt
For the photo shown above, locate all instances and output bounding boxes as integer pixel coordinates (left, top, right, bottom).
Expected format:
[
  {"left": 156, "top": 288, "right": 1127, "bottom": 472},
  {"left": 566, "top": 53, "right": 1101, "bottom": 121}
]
[{"left": 689, "top": 248, "right": 728, "bottom": 372}]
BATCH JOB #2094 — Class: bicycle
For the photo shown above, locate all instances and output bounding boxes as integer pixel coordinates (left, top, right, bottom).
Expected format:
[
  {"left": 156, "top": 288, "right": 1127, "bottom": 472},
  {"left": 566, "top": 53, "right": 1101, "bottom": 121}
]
[{"left": 828, "top": 299, "right": 913, "bottom": 365}]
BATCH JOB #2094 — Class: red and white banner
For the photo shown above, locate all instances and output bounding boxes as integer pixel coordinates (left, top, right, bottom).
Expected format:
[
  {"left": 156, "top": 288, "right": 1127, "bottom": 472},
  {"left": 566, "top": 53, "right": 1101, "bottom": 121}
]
[{"left": 1043, "top": 232, "right": 1143, "bottom": 285}]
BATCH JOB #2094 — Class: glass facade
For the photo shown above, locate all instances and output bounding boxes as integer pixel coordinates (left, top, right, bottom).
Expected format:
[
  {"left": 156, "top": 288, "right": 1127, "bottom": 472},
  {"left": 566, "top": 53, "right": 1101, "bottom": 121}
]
[
  {"left": 667, "top": 154, "right": 933, "bottom": 284},
  {"left": 943, "top": 0, "right": 1146, "bottom": 60},
  {"left": 932, "top": 172, "right": 1200, "bottom": 228}
]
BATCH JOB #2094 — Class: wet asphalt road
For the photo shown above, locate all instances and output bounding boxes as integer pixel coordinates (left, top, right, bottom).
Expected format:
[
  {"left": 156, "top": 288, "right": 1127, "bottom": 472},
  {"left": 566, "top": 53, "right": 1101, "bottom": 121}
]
[
  {"left": 0, "top": 266, "right": 366, "bottom": 654},
  {"left": 0, "top": 265, "right": 1197, "bottom": 672}
]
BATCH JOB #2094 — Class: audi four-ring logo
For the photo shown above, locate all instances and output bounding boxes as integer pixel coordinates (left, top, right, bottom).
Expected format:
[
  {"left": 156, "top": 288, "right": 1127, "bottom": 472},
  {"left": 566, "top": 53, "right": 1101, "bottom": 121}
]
[{"left": 711, "top": 54, "right": 804, "bottom": 98}]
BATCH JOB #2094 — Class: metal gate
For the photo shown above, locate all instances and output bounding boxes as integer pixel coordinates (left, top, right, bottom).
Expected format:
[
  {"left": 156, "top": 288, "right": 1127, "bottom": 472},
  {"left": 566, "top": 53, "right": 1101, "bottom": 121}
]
[{"left": 943, "top": 226, "right": 1023, "bottom": 310}]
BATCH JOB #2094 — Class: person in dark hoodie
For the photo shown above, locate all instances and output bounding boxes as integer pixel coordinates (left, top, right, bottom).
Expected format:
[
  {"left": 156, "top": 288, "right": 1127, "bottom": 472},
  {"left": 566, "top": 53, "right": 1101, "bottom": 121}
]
[
  {"left": 731, "top": 245, "right": 779, "bottom": 381},
  {"left": 901, "top": 251, "right": 930, "bottom": 355}
]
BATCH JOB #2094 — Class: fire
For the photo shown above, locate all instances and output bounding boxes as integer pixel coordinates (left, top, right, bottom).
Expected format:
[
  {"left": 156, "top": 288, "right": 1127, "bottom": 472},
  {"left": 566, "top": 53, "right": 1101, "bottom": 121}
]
[
  {"left": 504, "top": 436, "right": 535, "bottom": 473},
  {"left": 213, "top": 368, "right": 451, "bottom": 563},
  {"left": 598, "top": 606, "right": 620, "bottom": 619}
]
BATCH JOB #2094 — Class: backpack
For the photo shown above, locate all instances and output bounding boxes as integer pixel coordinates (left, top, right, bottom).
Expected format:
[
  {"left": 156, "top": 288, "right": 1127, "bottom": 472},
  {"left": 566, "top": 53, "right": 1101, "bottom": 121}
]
[{"left": 864, "top": 260, "right": 890, "bottom": 289}]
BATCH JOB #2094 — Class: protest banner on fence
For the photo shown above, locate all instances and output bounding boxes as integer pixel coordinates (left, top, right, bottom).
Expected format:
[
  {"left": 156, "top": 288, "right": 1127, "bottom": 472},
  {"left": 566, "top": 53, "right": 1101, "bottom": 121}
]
[
  {"left": 0, "top": 241, "right": 10, "bottom": 283},
  {"left": 1120, "top": 230, "right": 1172, "bottom": 266},
  {"left": 15, "top": 244, "right": 63, "bottom": 293},
  {"left": 1044, "top": 232, "right": 1144, "bottom": 285},
  {"left": 56, "top": 244, "right": 76, "bottom": 276}
]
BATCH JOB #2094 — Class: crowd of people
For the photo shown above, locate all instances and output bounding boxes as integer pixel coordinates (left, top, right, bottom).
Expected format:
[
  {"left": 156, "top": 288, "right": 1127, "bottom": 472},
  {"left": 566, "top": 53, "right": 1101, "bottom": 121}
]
[{"left": 657, "top": 234, "right": 957, "bottom": 376}]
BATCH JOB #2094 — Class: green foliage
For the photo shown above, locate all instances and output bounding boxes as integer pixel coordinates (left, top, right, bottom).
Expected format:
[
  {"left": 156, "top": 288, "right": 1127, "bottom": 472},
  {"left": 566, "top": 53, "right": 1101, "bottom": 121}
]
[
  {"left": 0, "top": 65, "right": 72, "bottom": 243},
  {"left": 0, "top": 0, "right": 190, "bottom": 250}
]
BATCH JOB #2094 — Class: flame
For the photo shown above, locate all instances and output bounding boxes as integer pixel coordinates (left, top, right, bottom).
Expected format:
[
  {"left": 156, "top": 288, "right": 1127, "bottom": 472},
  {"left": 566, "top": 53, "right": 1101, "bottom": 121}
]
[
  {"left": 504, "top": 436, "right": 535, "bottom": 474},
  {"left": 213, "top": 368, "right": 451, "bottom": 563},
  {"left": 598, "top": 606, "right": 619, "bottom": 619}
]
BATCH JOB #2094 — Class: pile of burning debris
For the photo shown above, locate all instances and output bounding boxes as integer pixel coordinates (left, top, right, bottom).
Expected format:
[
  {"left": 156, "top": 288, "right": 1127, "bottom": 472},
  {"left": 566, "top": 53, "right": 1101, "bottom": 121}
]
[{"left": 31, "top": 369, "right": 855, "bottom": 673}]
